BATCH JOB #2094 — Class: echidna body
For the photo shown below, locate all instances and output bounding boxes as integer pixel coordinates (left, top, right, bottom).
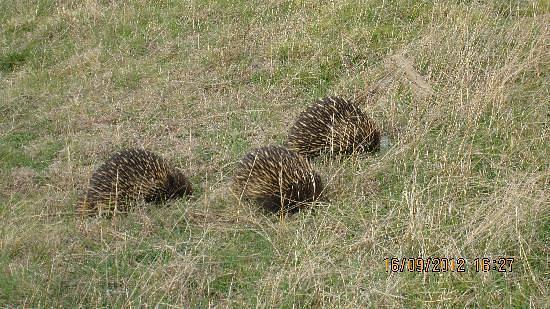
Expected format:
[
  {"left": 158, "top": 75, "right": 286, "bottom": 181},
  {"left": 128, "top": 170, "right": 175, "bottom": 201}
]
[
  {"left": 286, "top": 96, "right": 380, "bottom": 158},
  {"left": 79, "top": 148, "right": 192, "bottom": 215},
  {"left": 232, "top": 146, "right": 323, "bottom": 213}
]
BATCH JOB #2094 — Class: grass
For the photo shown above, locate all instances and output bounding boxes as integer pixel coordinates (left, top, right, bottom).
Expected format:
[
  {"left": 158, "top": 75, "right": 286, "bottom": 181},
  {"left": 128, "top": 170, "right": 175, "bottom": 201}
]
[{"left": 1, "top": 0, "right": 548, "bottom": 307}]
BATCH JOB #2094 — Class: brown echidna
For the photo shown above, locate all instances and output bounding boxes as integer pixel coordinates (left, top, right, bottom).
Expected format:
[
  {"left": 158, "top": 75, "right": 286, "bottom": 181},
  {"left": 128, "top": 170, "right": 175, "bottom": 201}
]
[
  {"left": 79, "top": 148, "right": 193, "bottom": 215},
  {"left": 286, "top": 96, "right": 380, "bottom": 158},
  {"left": 232, "top": 146, "right": 323, "bottom": 214}
]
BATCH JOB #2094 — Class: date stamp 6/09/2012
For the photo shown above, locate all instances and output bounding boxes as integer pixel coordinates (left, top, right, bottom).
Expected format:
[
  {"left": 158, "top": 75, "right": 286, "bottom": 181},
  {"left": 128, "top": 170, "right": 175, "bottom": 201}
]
[{"left": 384, "top": 257, "right": 515, "bottom": 273}]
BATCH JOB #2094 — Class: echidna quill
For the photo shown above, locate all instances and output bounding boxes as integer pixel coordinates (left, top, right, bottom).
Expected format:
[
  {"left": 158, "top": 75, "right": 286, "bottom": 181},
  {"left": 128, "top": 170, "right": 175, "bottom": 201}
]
[
  {"left": 79, "top": 148, "right": 193, "bottom": 216},
  {"left": 232, "top": 146, "right": 323, "bottom": 214},
  {"left": 286, "top": 96, "right": 380, "bottom": 158}
]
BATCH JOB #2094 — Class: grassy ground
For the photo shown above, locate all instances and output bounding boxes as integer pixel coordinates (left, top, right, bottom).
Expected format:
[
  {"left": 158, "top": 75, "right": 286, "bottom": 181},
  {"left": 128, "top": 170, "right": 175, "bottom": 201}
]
[{"left": 1, "top": 0, "right": 548, "bottom": 307}]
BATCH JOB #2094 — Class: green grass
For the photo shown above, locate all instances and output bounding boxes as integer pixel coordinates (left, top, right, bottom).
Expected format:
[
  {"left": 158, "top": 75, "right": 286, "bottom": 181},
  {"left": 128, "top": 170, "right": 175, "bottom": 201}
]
[
  {"left": 0, "top": 131, "right": 62, "bottom": 170},
  {"left": 1, "top": 0, "right": 548, "bottom": 307}
]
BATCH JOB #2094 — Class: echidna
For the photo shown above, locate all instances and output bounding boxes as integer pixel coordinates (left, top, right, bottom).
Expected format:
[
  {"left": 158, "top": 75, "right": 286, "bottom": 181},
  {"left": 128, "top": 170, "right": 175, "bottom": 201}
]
[
  {"left": 79, "top": 148, "right": 193, "bottom": 215},
  {"left": 286, "top": 96, "right": 380, "bottom": 158},
  {"left": 232, "top": 146, "right": 323, "bottom": 214}
]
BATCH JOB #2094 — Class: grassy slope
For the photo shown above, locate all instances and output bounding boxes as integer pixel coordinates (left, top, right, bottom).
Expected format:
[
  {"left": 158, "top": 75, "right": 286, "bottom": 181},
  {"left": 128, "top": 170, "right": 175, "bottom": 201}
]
[{"left": 1, "top": 0, "right": 548, "bottom": 307}]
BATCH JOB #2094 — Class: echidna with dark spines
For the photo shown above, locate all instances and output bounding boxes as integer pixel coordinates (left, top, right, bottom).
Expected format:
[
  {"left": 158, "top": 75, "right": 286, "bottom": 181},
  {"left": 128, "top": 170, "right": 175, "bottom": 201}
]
[
  {"left": 286, "top": 96, "right": 380, "bottom": 158},
  {"left": 79, "top": 148, "right": 193, "bottom": 216},
  {"left": 232, "top": 145, "right": 324, "bottom": 214}
]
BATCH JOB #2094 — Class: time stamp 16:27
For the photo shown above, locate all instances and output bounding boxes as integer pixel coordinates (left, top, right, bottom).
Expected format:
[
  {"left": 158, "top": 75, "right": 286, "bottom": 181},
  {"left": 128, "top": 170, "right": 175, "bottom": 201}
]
[{"left": 384, "top": 257, "right": 515, "bottom": 273}]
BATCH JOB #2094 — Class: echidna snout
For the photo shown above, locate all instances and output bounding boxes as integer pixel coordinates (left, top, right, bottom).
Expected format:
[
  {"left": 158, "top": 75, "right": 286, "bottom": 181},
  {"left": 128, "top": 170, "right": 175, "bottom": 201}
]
[{"left": 164, "top": 170, "right": 193, "bottom": 200}]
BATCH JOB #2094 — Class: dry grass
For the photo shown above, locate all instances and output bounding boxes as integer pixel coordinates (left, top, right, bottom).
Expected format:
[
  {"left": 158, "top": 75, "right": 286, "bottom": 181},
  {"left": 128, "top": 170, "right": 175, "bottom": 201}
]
[{"left": 1, "top": 0, "right": 548, "bottom": 307}]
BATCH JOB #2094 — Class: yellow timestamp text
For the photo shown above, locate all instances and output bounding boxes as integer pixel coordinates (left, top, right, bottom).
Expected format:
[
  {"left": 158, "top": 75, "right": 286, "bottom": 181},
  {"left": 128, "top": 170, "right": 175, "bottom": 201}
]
[{"left": 384, "top": 257, "right": 515, "bottom": 273}]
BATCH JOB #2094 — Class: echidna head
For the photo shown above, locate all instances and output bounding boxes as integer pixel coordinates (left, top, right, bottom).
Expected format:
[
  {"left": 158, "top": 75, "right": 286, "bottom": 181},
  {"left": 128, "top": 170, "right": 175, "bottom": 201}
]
[
  {"left": 277, "top": 171, "right": 324, "bottom": 214},
  {"left": 311, "top": 172, "right": 324, "bottom": 201},
  {"left": 356, "top": 127, "right": 380, "bottom": 153},
  {"left": 344, "top": 120, "right": 380, "bottom": 154},
  {"left": 165, "top": 170, "right": 193, "bottom": 199}
]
